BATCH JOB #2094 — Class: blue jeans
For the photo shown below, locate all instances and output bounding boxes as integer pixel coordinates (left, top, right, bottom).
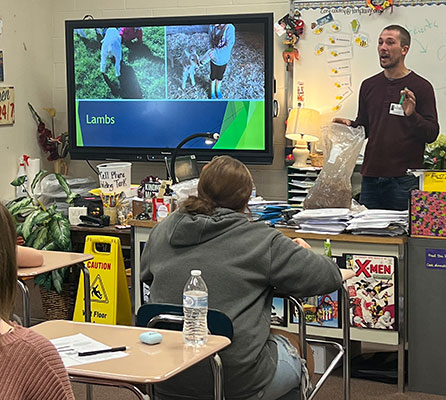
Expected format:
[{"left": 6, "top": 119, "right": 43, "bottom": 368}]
[
  {"left": 246, "top": 334, "right": 309, "bottom": 400},
  {"left": 154, "top": 334, "right": 308, "bottom": 400},
  {"left": 360, "top": 175, "right": 419, "bottom": 211}
]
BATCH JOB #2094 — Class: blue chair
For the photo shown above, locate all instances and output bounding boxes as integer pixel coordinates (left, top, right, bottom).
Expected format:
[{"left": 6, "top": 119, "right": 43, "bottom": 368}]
[
  {"left": 137, "top": 292, "right": 350, "bottom": 400},
  {"left": 136, "top": 303, "right": 233, "bottom": 400}
]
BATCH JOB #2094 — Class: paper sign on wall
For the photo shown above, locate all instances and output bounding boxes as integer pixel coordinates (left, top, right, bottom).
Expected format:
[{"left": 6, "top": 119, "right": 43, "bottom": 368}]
[
  {"left": 315, "top": 43, "right": 326, "bottom": 56},
  {"left": 0, "top": 86, "right": 14, "bottom": 125},
  {"left": 330, "top": 75, "right": 351, "bottom": 89},
  {"left": 426, "top": 248, "right": 446, "bottom": 269},
  {"left": 296, "top": 81, "right": 305, "bottom": 108},
  {"left": 327, "top": 46, "right": 353, "bottom": 62},
  {"left": 334, "top": 87, "right": 353, "bottom": 104},
  {"left": 330, "top": 21, "right": 341, "bottom": 32},
  {"left": 326, "top": 33, "right": 352, "bottom": 46},
  {"left": 354, "top": 33, "right": 369, "bottom": 47},
  {"left": 328, "top": 60, "right": 351, "bottom": 76},
  {"left": 421, "top": 171, "right": 446, "bottom": 192}
]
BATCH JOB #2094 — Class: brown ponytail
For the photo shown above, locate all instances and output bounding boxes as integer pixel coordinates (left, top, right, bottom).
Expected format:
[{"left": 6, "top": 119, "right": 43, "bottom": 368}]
[{"left": 180, "top": 156, "right": 253, "bottom": 215}]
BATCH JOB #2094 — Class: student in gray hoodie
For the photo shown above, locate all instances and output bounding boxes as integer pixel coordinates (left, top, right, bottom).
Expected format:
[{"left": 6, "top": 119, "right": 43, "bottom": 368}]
[{"left": 141, "top": 155, "right": 343, "bottom": 400}]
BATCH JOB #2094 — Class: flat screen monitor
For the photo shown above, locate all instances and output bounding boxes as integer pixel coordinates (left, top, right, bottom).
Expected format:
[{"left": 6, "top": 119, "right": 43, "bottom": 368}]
[{"left": 65, "top": 13, "right": 274, "bottom": 164}]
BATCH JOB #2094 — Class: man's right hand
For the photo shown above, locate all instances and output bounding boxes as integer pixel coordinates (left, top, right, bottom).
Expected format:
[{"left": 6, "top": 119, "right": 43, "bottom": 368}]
[{"left": 332, "top": 117, "right": 351, "bottom": 126}]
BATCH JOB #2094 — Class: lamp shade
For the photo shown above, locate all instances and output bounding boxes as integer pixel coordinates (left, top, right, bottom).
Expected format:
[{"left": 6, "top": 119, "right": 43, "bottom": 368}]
[{"left": 285, "top": 108, "right": 321, "bottom": 143}]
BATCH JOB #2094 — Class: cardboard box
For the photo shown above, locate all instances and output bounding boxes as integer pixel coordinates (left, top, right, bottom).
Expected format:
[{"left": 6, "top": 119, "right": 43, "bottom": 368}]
[
  {"left": 410, "top": 190, "right": 446, "bottom": 237},
  {"left": 310, "top": 343, "right": 341, "bottom": 374}
]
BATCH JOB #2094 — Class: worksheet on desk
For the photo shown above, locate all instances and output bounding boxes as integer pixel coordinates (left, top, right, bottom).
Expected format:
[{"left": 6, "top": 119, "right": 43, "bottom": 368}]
[{"left": 51, "top": 333, "right": 129, "bottom": 367}]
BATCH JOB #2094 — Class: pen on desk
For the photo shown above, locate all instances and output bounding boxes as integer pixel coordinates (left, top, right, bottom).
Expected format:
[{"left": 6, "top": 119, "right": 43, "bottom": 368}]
[
  {"left": 399, "top": 86, "right": 408, "bottom": 105},
  {"left": 78, "top": 346, "right": 129, "bottom": 357}
]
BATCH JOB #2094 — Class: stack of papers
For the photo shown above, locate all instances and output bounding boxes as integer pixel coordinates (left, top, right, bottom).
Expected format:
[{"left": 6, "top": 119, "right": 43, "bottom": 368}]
[
  {"left": 51, "top": 333, "right": 129, "bottom": 367},
  {"left": 346, "top": 209, "right": 409, "bottom": 236},
  {"left": 292, "top": 208, "right": 353, "bottom": 235}
]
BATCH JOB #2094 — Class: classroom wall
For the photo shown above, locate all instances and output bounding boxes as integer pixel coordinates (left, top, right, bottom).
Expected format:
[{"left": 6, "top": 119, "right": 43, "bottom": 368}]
[
  {"left": 0, "top": 0, "right": 293, "bottom": 201},
  {"left": 292, "top": 3, "right": 446, "bottom": 131},
  {"left": 0, "top": 0, "right": 54, "bottom": 200}
]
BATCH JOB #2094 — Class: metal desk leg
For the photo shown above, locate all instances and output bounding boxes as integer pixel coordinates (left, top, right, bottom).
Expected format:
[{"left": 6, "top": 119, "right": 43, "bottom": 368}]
[
  {"left": 209, "top": 353, "right": 224, "bottom": 400},
  {"left": 342, "top": 284, "right": 351, "bottom": 400},
  {"left": 17, "top": 279, "right": 30, "bottom": 327},
  {"left": 78, "top": 263, "right": 91, "bottom": 323},
  {"left": 70, "top": 376, "right": 148, "bottom": 400}
]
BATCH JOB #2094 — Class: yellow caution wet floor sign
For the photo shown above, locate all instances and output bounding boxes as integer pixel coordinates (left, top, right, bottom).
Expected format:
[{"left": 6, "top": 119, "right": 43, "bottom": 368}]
[{"left": 73, "top": 235, "right": 131, "bottom": 325}]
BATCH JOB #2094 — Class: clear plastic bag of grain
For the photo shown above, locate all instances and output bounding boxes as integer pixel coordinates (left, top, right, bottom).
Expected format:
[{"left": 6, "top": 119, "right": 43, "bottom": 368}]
[{"left": 304, "top": 123, "right": 365, "bottom": 209}]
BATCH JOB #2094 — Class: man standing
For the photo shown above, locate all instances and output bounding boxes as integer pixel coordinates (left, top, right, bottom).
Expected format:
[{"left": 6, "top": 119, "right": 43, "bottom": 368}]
[{"left": 334, "top": 25, "right": 439, "bottom": 210}]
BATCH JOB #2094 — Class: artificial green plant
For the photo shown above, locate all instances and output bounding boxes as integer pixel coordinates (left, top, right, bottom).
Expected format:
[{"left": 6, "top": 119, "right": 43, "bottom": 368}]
[{"left": 7, "top": 171, "right": 79, "bottom": 293}]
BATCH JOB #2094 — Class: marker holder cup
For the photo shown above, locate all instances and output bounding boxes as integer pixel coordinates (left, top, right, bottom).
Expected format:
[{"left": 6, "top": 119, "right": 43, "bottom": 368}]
[{"left": 104, "top": 207, "right": 117, "bottom": 225}]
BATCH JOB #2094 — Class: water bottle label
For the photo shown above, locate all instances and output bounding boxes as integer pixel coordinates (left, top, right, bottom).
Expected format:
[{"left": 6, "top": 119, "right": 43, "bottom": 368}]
[{"left": 183, "top": 294, "right": 208, "bottom": 308}]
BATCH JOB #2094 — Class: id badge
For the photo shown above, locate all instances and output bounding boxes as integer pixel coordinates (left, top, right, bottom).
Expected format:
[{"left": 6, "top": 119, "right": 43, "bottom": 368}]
[{"left": 389, "top": 103, "right": 405, "bottom": 116}]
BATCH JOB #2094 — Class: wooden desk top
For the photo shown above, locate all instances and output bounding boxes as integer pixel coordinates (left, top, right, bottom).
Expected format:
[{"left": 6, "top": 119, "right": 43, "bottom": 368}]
[
  {"left": 128, "top": 218, "right": 408, "bottom": 245},
  {"left": 70, "top": 225, "right": 131, "bottom": 236},
  {"left": 277, "top": 228, "right": 408, "bottom": 245},
  {"left": 128, "top": 219, "right": 157, "bottom": 228},
  {"left": 18, "top": 251, "right": 93, "bottom": 277},
  {"left": 31, "top": 320, "right": 231, "bottom": 384}
]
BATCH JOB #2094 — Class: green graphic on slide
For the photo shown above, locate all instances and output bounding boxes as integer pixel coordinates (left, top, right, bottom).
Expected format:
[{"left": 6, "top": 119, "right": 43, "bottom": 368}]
[
  {"left": 75, "top": 101, "right": 84, "bottom": 146},
  {"left": 214, "top": 101, "right": 265, "bottom": 150}
]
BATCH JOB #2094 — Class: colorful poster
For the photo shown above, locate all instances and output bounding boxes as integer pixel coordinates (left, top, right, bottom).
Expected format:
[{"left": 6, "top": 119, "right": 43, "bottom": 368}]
[
  {"left": 289, "top": 290, "right": 340, "bottom": 328},
  {"left": 289, "top": 255, "right": 342, "bottom": 328},
  {"left": 271, "top": 297, "right": 287, "bottom": 326},
  {"left": 411, "top": 190, "right": 446, "bottom": 237},
  {"left": 345, "top": 254, "right": 397, "bottom": 330}
]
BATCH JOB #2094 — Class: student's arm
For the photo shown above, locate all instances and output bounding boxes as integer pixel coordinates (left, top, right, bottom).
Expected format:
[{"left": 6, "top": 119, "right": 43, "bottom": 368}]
[
  {"left": 341, "top": 269, "right": 355, "bottom": 281},
  {"left": 16, "top": 246, "right": 44, "bottom": 267},
  {"left": 270, "top": 233, "right": 342, "bottom": 298}
]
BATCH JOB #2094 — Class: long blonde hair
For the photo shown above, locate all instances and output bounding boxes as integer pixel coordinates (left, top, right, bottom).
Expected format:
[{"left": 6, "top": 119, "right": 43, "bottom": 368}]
[
  {"left": 0, "top": 203, "right": 17, "bottom": 321},
  {"left": 180, "top": 155, "right": 253, "bottom": 215}
]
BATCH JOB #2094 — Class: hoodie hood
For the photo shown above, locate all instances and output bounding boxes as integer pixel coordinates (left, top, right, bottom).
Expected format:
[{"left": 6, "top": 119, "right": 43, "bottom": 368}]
[{"left": 163, "top": 208, "right": 249, "bottom": 247}]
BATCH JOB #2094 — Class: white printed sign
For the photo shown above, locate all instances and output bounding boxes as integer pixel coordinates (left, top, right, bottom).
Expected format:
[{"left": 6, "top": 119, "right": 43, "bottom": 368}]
[
  {"left": 330, "top": 75, "right": 351, "bottom": 89},
  {"left": 327, "top": 60, "right": 351, "bottom": 76},
  {"left": 97, "top": 162, "right": 131, "bottom": 195},
  {"left": 327, "top": 46, "right": 353, "bottom": 62},
  {"left": 0, "top": 86, "right": 14, "bottom": 125},
  {"left": 326, "top": 33, "right": 352, "bottom": 47},
  {"left": 334, "top": 87, "right": 353, "bottom": 104}
]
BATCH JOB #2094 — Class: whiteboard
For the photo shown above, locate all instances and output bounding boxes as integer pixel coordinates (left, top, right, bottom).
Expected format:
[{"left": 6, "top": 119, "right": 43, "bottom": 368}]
[{"left": 292, "top": 3, "right": 446, "bottom": 132}]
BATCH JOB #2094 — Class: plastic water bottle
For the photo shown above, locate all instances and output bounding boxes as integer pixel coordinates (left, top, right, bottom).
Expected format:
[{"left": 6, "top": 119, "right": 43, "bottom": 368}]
[{"left": 183, "top": 270, "right": 208, "bottom": 346}]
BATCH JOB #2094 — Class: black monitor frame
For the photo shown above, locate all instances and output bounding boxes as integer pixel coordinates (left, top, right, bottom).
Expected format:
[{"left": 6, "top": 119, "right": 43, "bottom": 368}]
[{"left": 65, "top": 13, "right": 274, "bottom": 164}]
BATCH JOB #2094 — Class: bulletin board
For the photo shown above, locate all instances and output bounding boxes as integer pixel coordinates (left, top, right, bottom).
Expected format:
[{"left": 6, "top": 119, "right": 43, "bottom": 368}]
[{"left": 290, "top": 1, "right": 446, "bottom": 132}]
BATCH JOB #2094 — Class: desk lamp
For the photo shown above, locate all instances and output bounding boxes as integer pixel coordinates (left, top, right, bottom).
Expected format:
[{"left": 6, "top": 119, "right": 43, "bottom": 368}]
[
  {"left": 170, "top": 132, "right": 220, "bottom": 183},
  {"left": 285, "top": 108, "right": 320, "bottom": 168}
]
